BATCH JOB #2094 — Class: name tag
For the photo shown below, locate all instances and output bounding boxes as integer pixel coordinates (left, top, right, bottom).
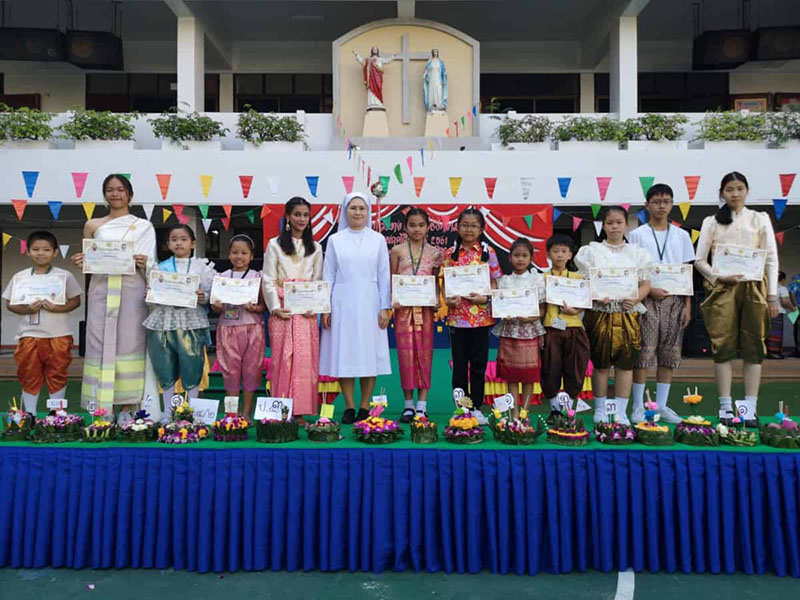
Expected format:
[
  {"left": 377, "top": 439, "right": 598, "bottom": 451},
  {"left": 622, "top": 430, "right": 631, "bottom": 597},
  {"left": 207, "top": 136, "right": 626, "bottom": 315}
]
[{"left": 551, "top": 317, "right": 567, "bottom": 331}]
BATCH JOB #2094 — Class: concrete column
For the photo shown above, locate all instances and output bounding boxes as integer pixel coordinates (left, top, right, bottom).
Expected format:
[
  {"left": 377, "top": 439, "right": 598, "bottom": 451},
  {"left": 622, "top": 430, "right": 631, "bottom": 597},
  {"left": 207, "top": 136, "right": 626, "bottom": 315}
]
[
  {"left": 177, "top": 17, "right": 204, "bottom": 112},
  {"left": 609, "top": 16, "right": 638, "bottom": 119},
  {"left": 219, "top": 73, "right": 234, "bottom": 112},
  {"left": 579, "top": 73, "right": 595, "bottom": 113}
]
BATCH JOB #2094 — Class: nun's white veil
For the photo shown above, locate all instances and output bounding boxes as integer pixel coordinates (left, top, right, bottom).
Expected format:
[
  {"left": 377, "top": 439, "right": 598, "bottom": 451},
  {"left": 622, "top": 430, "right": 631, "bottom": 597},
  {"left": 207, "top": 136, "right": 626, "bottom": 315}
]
[{"left": 338, "top": 192, "right": 373, "bottom": 232}]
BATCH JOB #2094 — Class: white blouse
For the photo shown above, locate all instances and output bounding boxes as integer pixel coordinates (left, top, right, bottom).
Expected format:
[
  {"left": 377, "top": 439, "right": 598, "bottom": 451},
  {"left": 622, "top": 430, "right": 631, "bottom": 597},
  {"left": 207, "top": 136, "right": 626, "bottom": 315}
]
[
  {"left": 574, "top": 240, "right": 653, "bottom": 313},
  {"left": 261, "top": 236, "right": 323, "bottom": 312},
  {"left": 694, "top": 206, "right": 779, "bottom": 296}
]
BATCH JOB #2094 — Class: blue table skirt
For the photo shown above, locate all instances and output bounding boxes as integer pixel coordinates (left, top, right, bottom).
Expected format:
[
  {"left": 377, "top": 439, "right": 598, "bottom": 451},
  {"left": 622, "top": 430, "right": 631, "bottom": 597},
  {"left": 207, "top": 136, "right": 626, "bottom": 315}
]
[{"left": 1, "top": 447, "right": 799, "bottom": 576}]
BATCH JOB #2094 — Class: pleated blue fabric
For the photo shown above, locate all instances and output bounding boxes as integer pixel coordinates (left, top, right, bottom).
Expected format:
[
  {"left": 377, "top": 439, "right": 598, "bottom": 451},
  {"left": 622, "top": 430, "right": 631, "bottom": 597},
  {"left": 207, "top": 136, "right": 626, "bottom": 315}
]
[{"left": 1, "top": 447, "right": 799, "bottom": 576}]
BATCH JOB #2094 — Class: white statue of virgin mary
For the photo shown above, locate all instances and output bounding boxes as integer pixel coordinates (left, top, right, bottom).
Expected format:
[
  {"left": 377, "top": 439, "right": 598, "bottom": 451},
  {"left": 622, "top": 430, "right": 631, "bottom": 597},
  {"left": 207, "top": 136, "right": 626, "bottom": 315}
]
[{"left": 423, "top": 49, "right": 447, "bottom": 113}]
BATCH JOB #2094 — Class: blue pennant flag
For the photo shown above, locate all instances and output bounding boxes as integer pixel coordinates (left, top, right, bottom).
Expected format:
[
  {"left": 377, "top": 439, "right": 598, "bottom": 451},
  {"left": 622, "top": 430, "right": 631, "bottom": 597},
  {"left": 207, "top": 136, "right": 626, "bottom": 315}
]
[
  {"left": 22, "top": 171, "right": 39, "bottom": 198},
  {"left": 305, "top": 176, "right": 319, "bottom": 198},
  {"left": 48, "top": 201, "right": 62, "bottom": 221},
  {"left": 472, "top": 105, "right": 478, "bottom": 117},
  {"left": 557, "top": 177, "right": 571, "bottom": 199},
  {"left": 553, "top": 207, "right": 561, "bottom": 223},
  {"left": 637, "top": 209, "right": 647, "bottom": 224},
  {"left": 420, "top": 147, "right": 425, "bottom": 167},
  {"left": 773, "top": 198, "right": 787, "bottom": 220}
]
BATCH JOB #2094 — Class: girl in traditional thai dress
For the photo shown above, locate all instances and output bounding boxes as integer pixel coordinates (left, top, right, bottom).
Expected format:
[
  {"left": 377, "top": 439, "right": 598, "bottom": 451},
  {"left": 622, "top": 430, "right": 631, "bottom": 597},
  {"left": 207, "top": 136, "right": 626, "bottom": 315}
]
[
  {"left": 695, "top": 172, "right": 779, "bottom": 425},
  {"left": 390, "top": 208, "right": 443, "bottom": 421},
  {"left": 574, "top": 205, "right": 652, "bottom": 425},
  {"left": 262, "top": 197, "right": 323, "bottom": 424},
  {"left": 211, "top": 235, "right": 266, "bottom": 418},
  {"left": 72, "top": 174, "right": 156, "bottom": 424},
  {"left": 144, "top": 224, "right": 215, "bottom": 422}
]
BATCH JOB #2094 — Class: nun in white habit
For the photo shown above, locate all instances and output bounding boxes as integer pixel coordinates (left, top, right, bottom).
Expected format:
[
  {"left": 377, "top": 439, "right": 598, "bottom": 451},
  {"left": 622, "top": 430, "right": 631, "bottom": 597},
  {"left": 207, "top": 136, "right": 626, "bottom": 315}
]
[{"left": 320, "top": 192, "right": 392, "bottom": 423}]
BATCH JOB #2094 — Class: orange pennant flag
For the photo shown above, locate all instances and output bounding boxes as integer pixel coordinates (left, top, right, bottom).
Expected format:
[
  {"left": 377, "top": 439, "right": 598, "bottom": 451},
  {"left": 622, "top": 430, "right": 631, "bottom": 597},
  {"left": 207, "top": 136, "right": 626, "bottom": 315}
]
[
  {"left": 413, "top": 176, "right": 425, "bottom": 198},
  {"left": 82, "top": 202, "right": 96, "bottom": 220},
  {"left": 222, "top": 205, "right": 232, "bottom": 218},
  {"left": 261, "top": 205, "right": 272, "bottom": 219},
  {"left": 684, "top": 175, "right": 700, "bottom": 200},
  {"left": 156, "top": 174, "right": 171, "bottom": 200},
  {"left": 11, "top": 199, "right": 27, "bottom": 220}
]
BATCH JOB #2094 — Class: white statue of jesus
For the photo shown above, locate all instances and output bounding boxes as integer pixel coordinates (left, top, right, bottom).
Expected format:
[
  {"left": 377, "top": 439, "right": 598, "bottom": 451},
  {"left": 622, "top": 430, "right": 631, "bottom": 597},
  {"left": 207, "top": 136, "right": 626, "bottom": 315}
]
[
  {"left": 423, "top": 49, "right": 447, "bottom": 113},
  {"left": 353, "top": 47, "right": 396, "bottom": 111}
]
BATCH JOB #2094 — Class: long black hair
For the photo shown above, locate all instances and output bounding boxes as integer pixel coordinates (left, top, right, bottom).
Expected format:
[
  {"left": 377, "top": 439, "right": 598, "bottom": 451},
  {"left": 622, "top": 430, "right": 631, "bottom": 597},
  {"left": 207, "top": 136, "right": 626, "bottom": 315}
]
[
  {"left": 278, "top": 196, "right": 315, "bottom": 257},
  {"left": 451, "top": 208, "right": 490, "bottom": 262},
  {"left": 716, "top": 171, "right": 749, "bottom": 225},
  {"left": 102, "top": 173, "right": 133, "bottom": 202},
  {"left": 597, "top": 205, "right": 629, "bottom": 242}
]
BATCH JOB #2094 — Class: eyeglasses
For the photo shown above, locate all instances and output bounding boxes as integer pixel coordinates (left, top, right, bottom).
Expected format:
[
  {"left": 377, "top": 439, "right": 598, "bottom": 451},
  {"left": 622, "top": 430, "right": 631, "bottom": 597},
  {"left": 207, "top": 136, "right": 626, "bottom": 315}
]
[
  {"left": 647, "top": 199, "right": 672, "bottom": 206},
  {"left": 459, "top": 223, "right": 482, "bottom": 230}
]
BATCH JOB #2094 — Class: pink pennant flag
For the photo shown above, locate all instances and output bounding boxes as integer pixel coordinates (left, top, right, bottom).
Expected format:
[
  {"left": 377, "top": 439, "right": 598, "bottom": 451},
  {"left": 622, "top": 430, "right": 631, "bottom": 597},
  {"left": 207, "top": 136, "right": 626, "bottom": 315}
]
[
  {"left": 239, "top": 175, "right": 254, "bottom": 199},
  {"left": 620, "top": 203, "right": 630, "bottom": 211},
  {"left": 72, "top": 172, "right": 88, "bottom": 198},
  {"left": 572, "top": 216, "right": 582, "bottom": 232},
  {"left": 177, "top": 214, "right": 190, "bottom": 225},
  {"left": 406, "top": 156, "right": 413, "bottom": 175},
  {"left": 342, "top": 176, "right": 355, "bottom": 195},
  {"left": 20, "top": 239, "right": 27, "bottom": 254},
  {"left": 596, "top": 177, "right": 612, "bottom": 201}
]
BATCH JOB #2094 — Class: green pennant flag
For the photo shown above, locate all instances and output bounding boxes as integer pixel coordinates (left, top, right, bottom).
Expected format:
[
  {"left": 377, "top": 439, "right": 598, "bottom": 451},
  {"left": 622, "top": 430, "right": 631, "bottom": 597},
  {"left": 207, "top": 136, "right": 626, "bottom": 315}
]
[
  {"left": 639, "top": 176, "right": 655, "bottom": 199},
  {"left": 379, "top": 175, "right": 390, "bottom": 195},
  {"left": 381, "top": 216, "right": 391, "bottom": 231},
  {"left": 121, "top": 173, "right": 131, "bottom": 181},
  {"left": 198, "top": 204, "right": 210, "bottom": 219},
  {"left": 591, "top": 204, "right": 601, "bottom": 218},
  {"left": 245, "top": 209, "right": 255, "bottom": 224},
  {"left": 523, "top": 215, "right": 533, "bottom": 229},
  {"left": 394, "top": 164, "right": 404, "bottom": 184},
  {"left": 460, "top": 115, "right": 466, "bottom": 127}
]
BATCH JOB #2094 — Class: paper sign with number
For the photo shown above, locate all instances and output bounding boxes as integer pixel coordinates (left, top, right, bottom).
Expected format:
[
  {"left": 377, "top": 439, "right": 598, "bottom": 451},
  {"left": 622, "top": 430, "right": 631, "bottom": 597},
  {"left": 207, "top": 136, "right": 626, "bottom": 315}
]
[
  {"left": 604, "top": 399, "right": 618, "bottom": 420},
  {"left": 170, "top": 394, "right": 184, "bottom": 409},
  {"left": 493, "top": 394, "right": 515, "bottom": 413},
  {"left": 735, "top": 399, "right": 757, "bottom": 420},
  {"left": 87, "top": 400, "right": 97, "bottom": 413},
  {"left": 254, "top": 397, "right": 293, "bottom": 421},
  {"left": 141, "top": 395, "right": 156, "bottom": 416},
  {"left": 557, "top": 392, "right": 572, "bottom": 411},
  {"left": 46, "top": 398, "right": 67, "bottom": 410},
  {"left": 224, "top": 396, "right": 239, "bottom": 414},
  {"left": 189, "top": 398, "right": 219, "bottom": 425},
  {"left": 320, "top": 404, "right": 335, "bottom": 419},
  {"left": 372, "top": 395, "right": 388, "bottom": 406}
]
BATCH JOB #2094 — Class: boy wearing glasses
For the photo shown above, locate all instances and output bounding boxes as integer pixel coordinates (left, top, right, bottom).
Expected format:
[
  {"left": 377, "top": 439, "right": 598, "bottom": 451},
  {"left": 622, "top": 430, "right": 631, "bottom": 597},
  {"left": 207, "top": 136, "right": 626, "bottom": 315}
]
[{"left": 628, "top": 184, "right": 695, "bottom": 423}]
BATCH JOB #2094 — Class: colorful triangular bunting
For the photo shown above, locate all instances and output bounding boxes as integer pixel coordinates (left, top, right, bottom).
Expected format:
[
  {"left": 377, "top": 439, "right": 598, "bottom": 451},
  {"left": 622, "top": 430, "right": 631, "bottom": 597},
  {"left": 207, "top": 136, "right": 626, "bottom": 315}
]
[
  {"left": 684, "top": 175, "right": 700, "bottom": 201},
  {"left": 21, "top": 171, "right": 39, "bottom": 198},
  {"left": 593, "top": 221, "right": 603, "bottom": 237},
  {"left": 520, "top": 177, "right": 534, "bottom": 202},
  {"left": 342, "top": 176, "right": 354, "bottom": 195},
  {"left": 636, "top": 209, "right": 647, "bottom": 224},
  {"left": 72, "top": 172, "right": 88, "bottom": 198},
  {"left": 156, "top": 174, "right": 171, "bottom": 200},
  {"left": 162, "top": 208, "right": 172, "bottom": 223},
  {"left": 484, "top": 177, "right": 497, "bottom": 200},
  {"left": 59, "top": 244, "right": 69, "bottom": 258},
  {"left": 221, "top": 217, "right": 231, "bottom": 231},
  {"left": 48, "top": 201, "right": 62, "bottom": 221},
  {"left": 639, "top": 176, "right": 655, "bottom": 200},
  {"left": 142, "top": 204, "right": 154, "bottom": 220},
  {"left": 198, "top": 204, "right": 209, "bottom": 219},
  {"left": 596, "top": 176, "right": 612, "bottom": 201},
  {"left": 260, "top": 205, "right": 272, "bottom": 219},
  {"left": 572, "top": 216, "right": 582, "bottom": 232},
  {"left": 776, "top": 231, "right": 785, "bottom": 246},
  {"left": 773, "top": 199, "right": 787, "bottom": 220},
  {"left": 379, "top": 175, "right": 390, "bottom": 196},
  {"left": 678, "top": 202, "right": 691, "bottom": 220},
  {"left": 11, "top": 199, "right": 27, "bottom": 220},
  {"left": 305, "top": 176, "right": 319, "bottom": 198},
  {"left": 201, "top": 219, "right": 213, "bottom": 233},
  {"left": 523, "top": 215, "right": 533, "bottom": 229},
  {"left": 557, "top": 177, "right": 571, "bottom": 199},
  {"left": 20, "top": 240, "right": 27, "bottom": 254},
  {"left": 591, "top": 204, "right": 601, "bottom": 218},
  {"left": 82, "top": 202, "right": 96, "bottom": 220},
  {"left": 779, "top": 173, "right": 796, "bottom": 197},
  {"left": 239, "top": 175, "right": 253, "bottom": 199},
  {"left": 244, "top": 209, "right": 255, "bottom": 224},
  {"left": 381, "top": 216, "right": 391, "bottom": 231},
  {"left": 222, "top": 205, "right": 232, "bottom": 218},
  {"left": 691, "top": 229, "right": 700, "bottom": 244},
  {"left": 2, "top": 233, "right": 11, "bottom": 248},
  {"left": 449, "top": 177, "right": 462, "bottom": 198},
  {"left": 266, "top": 176, "right": 279, "bottom": 196},
  {"left": 413, "top": 177, "right": 425, "bottom": 198},
  {"left": 199, "top": 174, "right": 213, "bottom": 198},
  {"left": 394, "top": 164, "right": 404, "bottom": 184},
  {"left": 406, "top": 155, "right": 413, "bottom": 175},
  {"left": 553, "top": 207, "right": 561, "bottom": 222}
]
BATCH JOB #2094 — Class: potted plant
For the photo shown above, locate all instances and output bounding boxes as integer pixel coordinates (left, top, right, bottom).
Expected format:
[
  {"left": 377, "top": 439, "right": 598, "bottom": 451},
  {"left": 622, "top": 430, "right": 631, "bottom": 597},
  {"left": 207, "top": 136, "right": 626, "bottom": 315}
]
[
  {"left": 765, "top": 109, "right": 800, "bottom": 149},
  {"left": 56, "top": 109, "right": 137, "bottom": 150},
  {"left": 622, "top": 113, "right": 689, "bottom": 151},
  {"left": 696, "top": 111, "right": 768, "bottom": 151},
  {"left": 148, "top": 110, "right": 229, "bottom": 150},
  {"left": 553, "top": 116, "right": 623, "bottom": 152},
  {"left": 490, "top": 112, "right": 552, "bottom": 151},
  {"left": 236, "top": 107, "right": 305, "bottom": 151},
  {"left": 0, "top": 104, "right": 53, "bottom": 149}
]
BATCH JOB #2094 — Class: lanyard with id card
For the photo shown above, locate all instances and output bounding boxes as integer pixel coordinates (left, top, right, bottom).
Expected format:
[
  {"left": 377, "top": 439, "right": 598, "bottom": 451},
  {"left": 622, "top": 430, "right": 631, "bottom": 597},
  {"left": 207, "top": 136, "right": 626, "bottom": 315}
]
[{"left": 223, "top": 268, "right": 250, "bottom": 321}]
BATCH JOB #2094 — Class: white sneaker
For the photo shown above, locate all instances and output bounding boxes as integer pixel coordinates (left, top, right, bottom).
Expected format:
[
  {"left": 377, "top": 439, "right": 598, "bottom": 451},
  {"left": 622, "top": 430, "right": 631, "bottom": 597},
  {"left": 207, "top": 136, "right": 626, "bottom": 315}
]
[
  {"left": 593, "top": 404, "right": 606, "bottom": 424},
  {"left": 658, "top": 405, "right": 683, "bottom": 424},
  {"left": 631, "top": 405, "right": 645, "bottom": 424},
  {"left": 472, "top": 409, "right": 488, "bottom": 426},
  {"left": 616, "top": 399, "right": 630, "bottom": 426}
]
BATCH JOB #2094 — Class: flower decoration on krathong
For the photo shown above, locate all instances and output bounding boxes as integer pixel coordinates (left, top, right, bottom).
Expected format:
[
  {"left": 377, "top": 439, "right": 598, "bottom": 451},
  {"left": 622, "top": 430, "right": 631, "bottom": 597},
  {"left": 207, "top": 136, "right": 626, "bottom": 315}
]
[
  {"left": 173, "top": 399, "right": 194, "bottom": 420},
  {"left": 213, "top": 414, "right": 250, "bottom": 442},
  {"left": 157, "top": 420, "right": 209, "bottom": 444},
  {"left": 683, "top": 386, "right": 702, "bottom": 416},
  {"left": 594, "top": 421, "right": 636, "bottom": 445},
  {"left": 353, "top": 409, "right": 403, "bottom": 444},
  {"left": 412, "top": 415, "right": 436, "bottom": 429}
]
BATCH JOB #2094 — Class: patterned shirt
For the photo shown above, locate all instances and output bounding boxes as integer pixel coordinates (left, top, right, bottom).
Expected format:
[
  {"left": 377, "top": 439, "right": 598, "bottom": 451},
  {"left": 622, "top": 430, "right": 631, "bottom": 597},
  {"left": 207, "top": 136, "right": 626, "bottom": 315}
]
[{"left": 443, "top": 242, "right": 502, "bottom": 328}]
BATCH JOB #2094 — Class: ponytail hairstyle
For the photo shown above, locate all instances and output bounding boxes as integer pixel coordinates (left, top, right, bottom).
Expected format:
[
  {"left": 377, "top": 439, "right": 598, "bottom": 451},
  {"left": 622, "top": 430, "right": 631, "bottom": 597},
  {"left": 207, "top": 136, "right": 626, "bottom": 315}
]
[
  {"left": 508, "top": 237, "right": 534, "bottom": 272},
  {"left": 716, "top": 171, "right": 749, "bottom": 225},
  {"left": 451, "top": 208, "right": 490, "bottom": 262},
  {"left": 278, "top": 196, "right": 315, "bottom": 257},
  {"left": 597, "top": 205, "right": 629, "bottom": 242},
  {"left": 404, "top": 206, "right": 430, "bottom": 227}
]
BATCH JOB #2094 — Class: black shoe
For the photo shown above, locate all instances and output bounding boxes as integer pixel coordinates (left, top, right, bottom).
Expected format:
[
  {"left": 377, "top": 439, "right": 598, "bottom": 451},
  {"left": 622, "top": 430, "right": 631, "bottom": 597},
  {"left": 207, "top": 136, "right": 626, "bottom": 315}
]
[
  {"left": 719, "top": 412, "right": 735, "bottom": 426},
  {"left": 356, "top": 407, "right": 370, "bottom": 422},
  {"left": 342, "top": 408, "right": 356, "bottom": 424},
  {"left": 400, "top": 408, "right": 415, "bottom": 423},
  {"left": 745, "top": 415, "right": 760, "bottom": 429}
]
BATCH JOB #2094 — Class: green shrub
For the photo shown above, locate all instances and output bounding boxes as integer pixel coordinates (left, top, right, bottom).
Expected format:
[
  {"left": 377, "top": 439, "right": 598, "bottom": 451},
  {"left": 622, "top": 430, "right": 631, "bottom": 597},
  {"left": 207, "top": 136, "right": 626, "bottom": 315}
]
[
  {"left": 57, "top": 109, "right": 136, "bottom": 141},
  {"left": 148, "top": 111, "right": 229, "bottom": 146},
  {"left": 0, "top": 104, "right": 53, "bottom": 141},
  {"left": 236, "top": 108, "right": 305, "bottom": 145}
]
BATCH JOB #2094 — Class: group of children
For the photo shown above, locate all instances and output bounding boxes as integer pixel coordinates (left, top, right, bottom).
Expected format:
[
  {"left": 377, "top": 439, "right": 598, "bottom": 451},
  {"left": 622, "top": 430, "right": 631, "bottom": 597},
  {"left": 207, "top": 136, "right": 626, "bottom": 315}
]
[{"left": 2, "top": 171, "right": 780, "bottom": 428}]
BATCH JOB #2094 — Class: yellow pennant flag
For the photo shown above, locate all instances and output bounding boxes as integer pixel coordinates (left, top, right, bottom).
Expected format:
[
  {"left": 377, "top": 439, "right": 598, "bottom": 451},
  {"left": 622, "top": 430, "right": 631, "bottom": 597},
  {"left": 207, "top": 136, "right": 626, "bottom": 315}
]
[
  {"left": 678, "top": 202, "right": 691, "bottom": 221},
  {"left": 2, "top": 233, "right": 11, "bottom": 248},
  {"left": 82, "top": 202, "right": 96, "bottom": 220},
  {"left": 199, "top": 174, "right": 214, "bottom": 198},
  {"left": 162, "top": 208, "right": 173, "bottom": 223},
  {"left": 691, "top": 229, "right": 700, "bottom": 244},
  {"left": 449, "top": 176, "right": 463, "bottom": 198},
  {"left": 320, "top": 404, "right": 334, "bottom": 419}
]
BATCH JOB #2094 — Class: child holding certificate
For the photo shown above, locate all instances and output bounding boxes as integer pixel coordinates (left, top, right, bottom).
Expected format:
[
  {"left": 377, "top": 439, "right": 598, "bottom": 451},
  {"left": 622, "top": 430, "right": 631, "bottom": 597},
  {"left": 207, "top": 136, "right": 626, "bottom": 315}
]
[
  {"left": 2, "top": 231, "right": 82, "bottom": 414},
  {"left": 443, "top": 208, "right": 502, "bottom": 425},
  {"left": 262, "top": 197, "right": 323, "bottom": 423},
  {"left": 211, "top": 235, "right": 266, "bottom": 418},
  {"left": 144, "top": 224, "right": 215, "bottom": 419},
  {"left": 575, "top": 206, "right": 652, "bottom": 425},
  {"left": 492, "top": 238, "right": 545, "bottom": 415},
  {"left": 541, "top": 234, "right": 590, "bottom": 418},
  {"left": 695, "top": 172, "right": 779, "bottom": 425},
  {"left": 628, "top": 184, "right": 695, "bottom": 424},
  {"left": 390, "top": 208, "right": 443, "bottom": 421}
]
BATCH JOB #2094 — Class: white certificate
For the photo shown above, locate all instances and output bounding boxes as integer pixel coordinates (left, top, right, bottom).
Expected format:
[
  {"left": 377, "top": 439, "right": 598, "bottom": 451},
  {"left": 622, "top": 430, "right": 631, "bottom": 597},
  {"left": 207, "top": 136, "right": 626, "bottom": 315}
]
[
  {"left": 146, "top": 271, "right": 200, "bottom": 308},
  {"left": 283, "top": 281, "right": 331, "bottom": 314},
  {"left": 712, "top": 245, "right": 767, "bottom": 282},
  {"left": 651, "top": 264, "right": 694, "bottom": 296},
  {"left": 589, "top": 267, "right": 639, "bottom": 301},
  {"left": 444, "top": 264, "right": 491, "bottom": 297},
  {"left": 9, "top": 272, "right": 67, "bottom": 305},
  {"left": 210, "top": 276, "right": 260, "bottom": 306},
  {"left": 82, "top": 239, "right": 135, "bottom": 275},
  {"left": 545, "top": 275, "right": 592, "bottom": 310},
  {"left": 392, "top": 275, "right": 437, "bottom": 307},
  {"left": 491, "top": 288, "right": 540, "bottom": 318}
]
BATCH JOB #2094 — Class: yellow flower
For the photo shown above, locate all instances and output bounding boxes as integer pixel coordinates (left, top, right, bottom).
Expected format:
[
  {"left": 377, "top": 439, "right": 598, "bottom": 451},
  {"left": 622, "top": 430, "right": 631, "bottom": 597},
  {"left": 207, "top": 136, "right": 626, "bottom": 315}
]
[
  {"left": 199, "top": 429, "right": 208, "bottom": 438},
  {"left": 158, "top": 427, "right": 165, "bottom": 437},
  {"left": 519, "top": 409, "right": 528, "bottom": 419},
  {"left": 492, "top": 409, "right": 502, "bottom": 420}
]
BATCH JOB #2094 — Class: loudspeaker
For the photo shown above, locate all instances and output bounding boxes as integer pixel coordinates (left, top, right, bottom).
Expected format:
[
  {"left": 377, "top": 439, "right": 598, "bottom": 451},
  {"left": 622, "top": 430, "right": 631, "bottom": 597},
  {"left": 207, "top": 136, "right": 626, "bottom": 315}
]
[
  {"left": 756, "top": 27, "right": 800, "bottom": 61},
  {"left": 693, "top": 30, "right": 754, "bottom": 70},
  {"left": 65, "top": 31, "right": 123, "bottom": 70},
  {"left": 0, "top": 27, "right": 65, "bottom": 61}
]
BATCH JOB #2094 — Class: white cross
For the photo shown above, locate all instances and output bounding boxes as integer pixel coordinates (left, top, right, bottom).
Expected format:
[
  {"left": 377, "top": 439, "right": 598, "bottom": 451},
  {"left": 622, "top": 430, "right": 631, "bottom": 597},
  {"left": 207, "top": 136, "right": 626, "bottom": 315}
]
[{"left": 389, "top": 34, "right": 429, "bottom": 125}]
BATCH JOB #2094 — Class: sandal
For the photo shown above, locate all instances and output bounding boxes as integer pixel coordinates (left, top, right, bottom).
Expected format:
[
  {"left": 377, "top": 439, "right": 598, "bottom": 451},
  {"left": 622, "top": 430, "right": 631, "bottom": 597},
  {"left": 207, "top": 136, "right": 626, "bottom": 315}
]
[{"left": 400, "top": 408, "right": 415, "bottom": 423}]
